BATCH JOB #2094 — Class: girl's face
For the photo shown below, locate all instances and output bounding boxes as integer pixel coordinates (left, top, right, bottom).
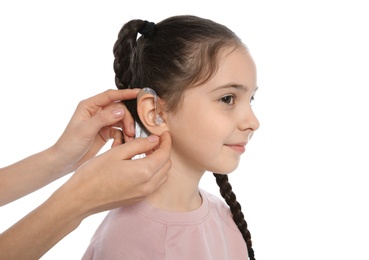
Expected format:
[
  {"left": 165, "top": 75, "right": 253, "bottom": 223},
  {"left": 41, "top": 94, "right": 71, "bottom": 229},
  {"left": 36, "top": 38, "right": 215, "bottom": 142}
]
[{"left": 166, "top": 46, "right": 260, "bottom": 174}]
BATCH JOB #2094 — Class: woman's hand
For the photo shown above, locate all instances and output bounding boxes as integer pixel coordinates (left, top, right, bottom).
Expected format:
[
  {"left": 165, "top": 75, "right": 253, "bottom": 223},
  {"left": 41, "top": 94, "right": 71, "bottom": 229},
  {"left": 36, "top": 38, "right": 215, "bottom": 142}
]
[
  {"left": 51, "top": 89, "right": 140, "bottom": 174},
  {"left": 0, "top": 132, "right": 172, "bottom": 260},
  {"left": 59, "top": 131, "right": 172, "bottom": 217}
]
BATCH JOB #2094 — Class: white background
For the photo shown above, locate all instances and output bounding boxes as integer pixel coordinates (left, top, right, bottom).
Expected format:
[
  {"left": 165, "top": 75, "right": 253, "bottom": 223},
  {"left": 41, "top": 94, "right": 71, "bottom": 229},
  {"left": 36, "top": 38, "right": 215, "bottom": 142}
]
[{"left": 1, "top": 1, "right": 368, "bottom": 259}]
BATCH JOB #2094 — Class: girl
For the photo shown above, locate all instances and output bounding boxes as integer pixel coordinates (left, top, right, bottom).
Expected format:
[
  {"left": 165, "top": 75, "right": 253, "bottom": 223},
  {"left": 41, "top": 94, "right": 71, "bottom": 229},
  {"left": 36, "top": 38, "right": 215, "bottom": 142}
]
[{"left": 83, "top": 15, "right": 259, "bottom": 260}]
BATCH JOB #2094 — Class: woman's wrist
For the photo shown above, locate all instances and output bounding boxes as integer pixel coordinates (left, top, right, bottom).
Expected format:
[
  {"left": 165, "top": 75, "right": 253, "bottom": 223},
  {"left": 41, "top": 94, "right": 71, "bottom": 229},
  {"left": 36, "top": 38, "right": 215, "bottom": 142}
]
[
  {"left": 45, "top": 144, "right": 77, "bottom": 177},
  {"left": 46, "top": 182, "right": 89, "bottom": 230}
]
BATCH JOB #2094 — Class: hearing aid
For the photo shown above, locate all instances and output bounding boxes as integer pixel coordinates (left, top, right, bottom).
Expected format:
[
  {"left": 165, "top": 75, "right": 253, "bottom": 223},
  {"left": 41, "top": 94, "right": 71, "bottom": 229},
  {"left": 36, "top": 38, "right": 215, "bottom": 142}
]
[{"left": 137, "top": 87, "right": 163, "bottom": 125}]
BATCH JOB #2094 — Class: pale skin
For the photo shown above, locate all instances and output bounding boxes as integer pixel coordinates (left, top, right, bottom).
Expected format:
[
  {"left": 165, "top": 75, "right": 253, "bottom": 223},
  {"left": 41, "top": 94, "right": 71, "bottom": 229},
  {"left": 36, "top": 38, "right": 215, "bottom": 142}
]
[
  {"left": 138, "top": 45, "right": 260, "bottom": 212},
  {"left": 0, "top": 89, "right": 171, "bottom": 259},
  {"left": 0, "top": 89, "right": 140, "bottom": 205}
]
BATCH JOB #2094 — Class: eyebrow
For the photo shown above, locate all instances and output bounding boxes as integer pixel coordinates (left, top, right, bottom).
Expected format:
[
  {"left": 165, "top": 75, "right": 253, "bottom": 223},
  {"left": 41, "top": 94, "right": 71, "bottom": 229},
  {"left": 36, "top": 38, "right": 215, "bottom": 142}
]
[{"left": 212, "top": 84, "right": 258, "bottom": 93}]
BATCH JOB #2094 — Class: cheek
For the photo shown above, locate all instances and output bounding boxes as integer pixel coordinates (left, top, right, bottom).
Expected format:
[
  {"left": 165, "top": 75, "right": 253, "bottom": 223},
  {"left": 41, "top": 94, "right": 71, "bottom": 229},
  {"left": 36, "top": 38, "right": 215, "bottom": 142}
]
[
  {"left": 169, "top": 115, "right": 226, "bottom": 158},
  {"left": 174, "top": 109, "right": 221, "bottom": 139},
  {"left": 166, "top": 102, "right": 240, "bottom": 172},
  {"left": 168, "top": 112, "right": 217, "bottom": 154}
]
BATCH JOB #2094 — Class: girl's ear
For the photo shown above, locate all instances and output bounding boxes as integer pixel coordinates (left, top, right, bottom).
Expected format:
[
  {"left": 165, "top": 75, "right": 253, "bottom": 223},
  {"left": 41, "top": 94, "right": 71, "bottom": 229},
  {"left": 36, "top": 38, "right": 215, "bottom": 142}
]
[{"left": 137, "top": 93, "right": 168, "bottom": 135}]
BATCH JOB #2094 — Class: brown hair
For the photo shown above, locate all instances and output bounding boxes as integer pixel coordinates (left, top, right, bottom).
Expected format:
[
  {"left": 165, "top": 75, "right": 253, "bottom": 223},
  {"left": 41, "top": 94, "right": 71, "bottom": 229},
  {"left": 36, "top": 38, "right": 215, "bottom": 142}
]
[{"left": 113, "top": 15, "right": 255, "bottom": 260}]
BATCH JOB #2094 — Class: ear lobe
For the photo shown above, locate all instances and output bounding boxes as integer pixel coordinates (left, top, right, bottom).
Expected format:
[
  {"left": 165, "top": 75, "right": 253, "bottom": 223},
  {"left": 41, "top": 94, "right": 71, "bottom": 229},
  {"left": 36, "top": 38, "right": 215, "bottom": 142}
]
[{"left": 137, "top": 93, "right": 167, "bottom": 134}]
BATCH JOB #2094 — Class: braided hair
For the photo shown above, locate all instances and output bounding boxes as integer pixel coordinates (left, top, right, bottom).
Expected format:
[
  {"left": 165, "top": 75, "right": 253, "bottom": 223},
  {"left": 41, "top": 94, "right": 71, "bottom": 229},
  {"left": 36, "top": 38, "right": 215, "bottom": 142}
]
[
  {"left": 214, "top": 173, "right": 255, "bottom": 259},
  {"left": 113, "top": 15, "right": 256, "bottom": 259}
]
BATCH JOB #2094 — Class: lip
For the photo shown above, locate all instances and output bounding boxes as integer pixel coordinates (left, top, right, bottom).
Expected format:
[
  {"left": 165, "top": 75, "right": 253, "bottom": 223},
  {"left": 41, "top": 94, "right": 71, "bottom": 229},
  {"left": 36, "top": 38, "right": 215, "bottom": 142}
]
[{"left": 225, "top": 142, "right": 247, "bottom": 153}]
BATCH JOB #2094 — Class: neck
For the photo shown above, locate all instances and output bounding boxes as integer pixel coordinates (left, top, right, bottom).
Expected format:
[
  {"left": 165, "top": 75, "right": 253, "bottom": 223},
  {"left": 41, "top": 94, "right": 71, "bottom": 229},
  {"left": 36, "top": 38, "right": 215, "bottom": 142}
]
[{"left": 145, "top": 154, "right": 204, "bottom": 212}]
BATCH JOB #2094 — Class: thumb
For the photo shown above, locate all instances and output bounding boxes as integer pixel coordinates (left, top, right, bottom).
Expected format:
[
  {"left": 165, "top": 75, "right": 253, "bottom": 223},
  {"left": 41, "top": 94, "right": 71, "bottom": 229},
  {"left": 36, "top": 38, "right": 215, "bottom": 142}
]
[
  {"left": 84, "top": 107, "right": 126, "bottom": 137},
  {"left": 108, "top": 135, "right": 160, "bottom": 160}
]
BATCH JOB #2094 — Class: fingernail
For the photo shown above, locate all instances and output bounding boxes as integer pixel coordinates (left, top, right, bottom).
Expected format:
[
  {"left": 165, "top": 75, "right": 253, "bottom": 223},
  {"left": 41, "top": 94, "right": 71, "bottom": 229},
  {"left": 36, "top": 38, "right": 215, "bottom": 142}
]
[
  {"left": 112, "top": 108, "right": 125, "bottom": 118},
  {"left": 130, "top": 124, "right": 135, "bottom": 134},
  {"left": 147, "top": 135, "right": 159, "bottom": 143}
]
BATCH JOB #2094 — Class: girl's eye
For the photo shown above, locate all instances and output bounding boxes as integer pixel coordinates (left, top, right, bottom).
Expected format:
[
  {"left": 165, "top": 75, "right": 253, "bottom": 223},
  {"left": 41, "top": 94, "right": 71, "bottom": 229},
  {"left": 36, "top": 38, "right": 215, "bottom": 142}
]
[{"left": 220, "top": 95, "right": 235, "bottom": 105}]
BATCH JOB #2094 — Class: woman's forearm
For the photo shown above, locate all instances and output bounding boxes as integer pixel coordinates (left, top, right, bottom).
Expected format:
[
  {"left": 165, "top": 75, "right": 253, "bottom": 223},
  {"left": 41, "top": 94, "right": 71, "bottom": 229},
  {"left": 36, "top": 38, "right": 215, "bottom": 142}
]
[
  {"left": 0, "top": 185, "right": 85, "bottom": 260},
  {"left": 0, "top": 146, "right": 69, "bottom": 206},
  {"left": 0, "top": 133, "right": 171, "bottom": 259}
]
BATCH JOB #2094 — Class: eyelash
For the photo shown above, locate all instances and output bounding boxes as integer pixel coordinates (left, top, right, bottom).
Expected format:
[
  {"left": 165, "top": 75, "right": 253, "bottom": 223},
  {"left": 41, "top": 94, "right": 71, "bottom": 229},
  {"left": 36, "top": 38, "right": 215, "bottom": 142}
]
[
  {"left": 220, "top": 94, "right": 235, "bottom": 105},
  {"left": 220, "top": 94, "right": 256, "bottom": 106}
]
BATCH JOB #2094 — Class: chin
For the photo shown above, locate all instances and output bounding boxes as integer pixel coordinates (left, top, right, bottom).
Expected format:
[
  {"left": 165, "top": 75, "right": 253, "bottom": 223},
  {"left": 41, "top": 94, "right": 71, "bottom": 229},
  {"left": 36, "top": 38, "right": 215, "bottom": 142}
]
[{"left": 208, "top": 164, "right": 239, "bottom": 175}]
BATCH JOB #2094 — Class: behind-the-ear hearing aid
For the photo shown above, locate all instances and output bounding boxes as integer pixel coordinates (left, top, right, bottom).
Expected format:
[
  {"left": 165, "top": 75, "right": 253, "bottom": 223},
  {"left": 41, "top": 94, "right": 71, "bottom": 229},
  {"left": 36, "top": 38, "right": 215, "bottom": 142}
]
[{"left": 137, "top": 87, "right": 163, "bottom": 125}]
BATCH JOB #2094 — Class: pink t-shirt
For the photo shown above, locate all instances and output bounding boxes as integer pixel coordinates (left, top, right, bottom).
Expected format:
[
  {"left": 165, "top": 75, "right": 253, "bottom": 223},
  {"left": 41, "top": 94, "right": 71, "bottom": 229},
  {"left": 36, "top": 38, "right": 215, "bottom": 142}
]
[{"left": 82, "top": 190, "right": 248, "bottom": 259}]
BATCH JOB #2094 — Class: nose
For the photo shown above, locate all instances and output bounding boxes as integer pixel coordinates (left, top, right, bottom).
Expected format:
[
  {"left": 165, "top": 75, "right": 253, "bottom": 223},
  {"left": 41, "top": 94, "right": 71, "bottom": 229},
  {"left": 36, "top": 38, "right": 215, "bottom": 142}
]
[{"left": 239, "top": 107, "right": 260, "bottom": 132}]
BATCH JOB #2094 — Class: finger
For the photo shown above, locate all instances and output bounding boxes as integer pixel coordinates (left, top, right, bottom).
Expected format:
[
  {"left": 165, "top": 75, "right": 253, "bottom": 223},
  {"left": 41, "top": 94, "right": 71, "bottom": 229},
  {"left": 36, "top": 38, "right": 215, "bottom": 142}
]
[
  {"left": 121, "top": 107, "right": 135, "bottom": 140},
  {"left": 108, "top": 135, "right": 161, "bottom": 160},
  {"left": 144, "top": 149, "right": 154, "bottom": 156},
  {"left": 153, "top": 131, "right": 172, "bottom": 156},
  {"left": 140, "top": 132, "right": 172, "bottom": 170},
  {"left": 87, "top": 89, "right": 140, "bottom": 110},
  {"left": 110, "top": 128, "right": 124, "bottom": 148},
  {"left": 143, "top": 132, "right": 166, "bottom": 155},
  {"left": 81, "top": 104, "right": 127, "bottom": 138},
  {"left": 83, "top": 98, "right": 136, "bottom": 140}
]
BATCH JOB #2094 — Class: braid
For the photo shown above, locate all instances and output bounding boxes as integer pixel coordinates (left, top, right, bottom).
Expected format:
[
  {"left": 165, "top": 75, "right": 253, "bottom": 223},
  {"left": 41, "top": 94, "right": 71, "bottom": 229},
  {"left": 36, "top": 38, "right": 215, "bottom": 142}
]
[
  {"left": 113, "top": 19, "right": 147, "bottom": 89},
  {"left": 213, "top": 173, "right": 256, "bottom": 260},
  {"left": 113, "top": 20, "right": 148, "bottom": 131}
]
